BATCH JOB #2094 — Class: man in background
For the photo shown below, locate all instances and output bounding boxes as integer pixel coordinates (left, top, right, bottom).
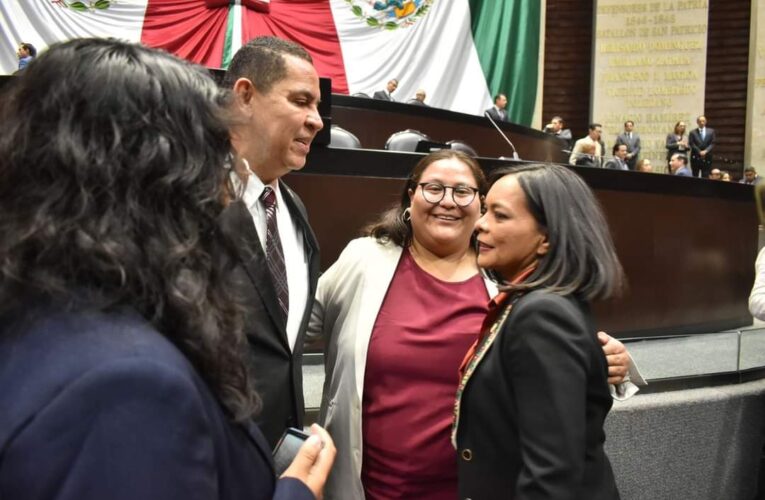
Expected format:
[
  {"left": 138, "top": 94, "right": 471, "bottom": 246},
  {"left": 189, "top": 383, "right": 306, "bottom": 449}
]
[
  {"left": 670, "top": 153, "right": 692, "bottom": 177},
  {"left": 709, "top": 168, "right": 722, "bottom": 180},
  {"left": 569, "top": 123, "right": 603, "bottom": 166},
  {"left": 221, "top": 36, "right": 323, "bottom": 448},
  {"left": 615, "top": 120, "right": 641, "bottom": 170},
  {"left": 740, "top": 166, "right": 761, "bottom": 185},
  {"left": 689, "top": 115, "right": 716, "bottom": 178},
  {"left": 407, "top": 88, "right": 428, "bottom": 106},
  {"left": 605, "top": 144, "right": 629, "bottom": 170},
  {"left": 373, "top": 78, "right": 398, "bottom": 101},
  {"left": 543, "top": 116, "right": 572, "bottom": 148},
  {"left": 16, "top": 42, "right": 36, "bottom": 71},
  {"left": 484, "top": 93, "right": 508, "bottom": 122}
]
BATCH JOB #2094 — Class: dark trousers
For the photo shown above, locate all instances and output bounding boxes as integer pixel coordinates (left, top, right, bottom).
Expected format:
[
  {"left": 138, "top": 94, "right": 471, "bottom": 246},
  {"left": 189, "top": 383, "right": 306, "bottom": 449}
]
[{"left": 691, "top": 154, "right": 712, "bottom": 178}]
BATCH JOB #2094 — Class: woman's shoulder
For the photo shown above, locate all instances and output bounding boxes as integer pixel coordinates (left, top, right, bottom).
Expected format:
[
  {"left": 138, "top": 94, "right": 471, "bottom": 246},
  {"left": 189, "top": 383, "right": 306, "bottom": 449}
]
[
  {"left": 511, "top": 290, "right": 588, "bottom": 327},
  {"left": 335, "top": 236, "right": 402, "bottom": 266},
  {"left": 0, "top": 307, "right": 201, "bottom": 436}
]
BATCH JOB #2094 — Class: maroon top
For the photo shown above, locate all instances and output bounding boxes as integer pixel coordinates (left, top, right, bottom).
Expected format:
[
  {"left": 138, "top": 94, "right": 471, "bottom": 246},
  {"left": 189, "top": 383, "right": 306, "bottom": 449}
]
[{"left": 361, "top": 250, "right": 490, "bottom": 500}]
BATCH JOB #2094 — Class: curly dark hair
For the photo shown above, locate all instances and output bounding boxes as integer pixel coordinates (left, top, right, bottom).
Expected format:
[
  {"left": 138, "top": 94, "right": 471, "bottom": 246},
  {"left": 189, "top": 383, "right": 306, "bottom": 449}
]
[
  {"left": 364, "top": 149, "right": 488, "bottom": 247},
  {"left": 0, "top": 38, "right": 259, "bottom": 420}
]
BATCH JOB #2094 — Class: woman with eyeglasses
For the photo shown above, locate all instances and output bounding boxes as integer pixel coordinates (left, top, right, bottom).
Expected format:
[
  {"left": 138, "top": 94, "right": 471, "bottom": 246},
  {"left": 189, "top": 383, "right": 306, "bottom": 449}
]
[{"left": 309, "top": 150, "right": 636, "bottom": 499}]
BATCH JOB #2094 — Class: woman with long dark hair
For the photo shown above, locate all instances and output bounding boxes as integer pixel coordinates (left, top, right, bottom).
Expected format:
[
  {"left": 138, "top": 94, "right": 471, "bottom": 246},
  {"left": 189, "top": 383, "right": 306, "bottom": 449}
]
[
  {"left": 0, "top": 38, "right": 333, "bottom": 500},
  {"left": 455, "top": 163, "right": 624, "bottom": 499}
]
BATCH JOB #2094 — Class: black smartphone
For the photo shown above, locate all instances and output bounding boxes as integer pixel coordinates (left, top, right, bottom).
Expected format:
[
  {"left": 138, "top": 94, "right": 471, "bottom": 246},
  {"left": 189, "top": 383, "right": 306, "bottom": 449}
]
[{"left": 272, "top": 427, "right": 310, "bottom": 476}]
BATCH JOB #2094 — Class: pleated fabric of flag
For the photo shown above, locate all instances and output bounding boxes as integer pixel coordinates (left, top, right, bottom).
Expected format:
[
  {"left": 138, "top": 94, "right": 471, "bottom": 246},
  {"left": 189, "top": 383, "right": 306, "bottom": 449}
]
[{"left": 1, "top": 0, "right": 541, "bottom": 125}]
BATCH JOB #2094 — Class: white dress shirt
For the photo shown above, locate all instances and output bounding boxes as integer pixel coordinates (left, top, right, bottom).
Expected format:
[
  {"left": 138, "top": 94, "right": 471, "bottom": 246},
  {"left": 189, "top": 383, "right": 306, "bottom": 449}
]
[{"left": 231, "top": 171, "right": 309, "bottom": 351}]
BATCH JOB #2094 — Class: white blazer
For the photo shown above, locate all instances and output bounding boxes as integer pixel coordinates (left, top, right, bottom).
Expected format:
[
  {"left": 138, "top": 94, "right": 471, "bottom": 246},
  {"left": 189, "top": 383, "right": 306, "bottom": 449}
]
[{"left": 308, "top": 237, "right": 496, "bottom": 499}]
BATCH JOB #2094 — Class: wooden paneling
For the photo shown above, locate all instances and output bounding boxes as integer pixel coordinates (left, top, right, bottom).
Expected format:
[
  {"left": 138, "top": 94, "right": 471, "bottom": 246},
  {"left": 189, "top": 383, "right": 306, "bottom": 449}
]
[
  {"left": 291, "top": 147, "right": 758, "bottom": 338},
  {"left": 542, "top": 0, "right": 752, "bottom": 175},
  {"left": 543, "top": 0, "right": 594, "bottom": 141},
  {"left": 331, "top": 95, "right": 569, "bottom": 163},
  {"left": 705, "top": 0, "right": 751, "bottom": 177}
]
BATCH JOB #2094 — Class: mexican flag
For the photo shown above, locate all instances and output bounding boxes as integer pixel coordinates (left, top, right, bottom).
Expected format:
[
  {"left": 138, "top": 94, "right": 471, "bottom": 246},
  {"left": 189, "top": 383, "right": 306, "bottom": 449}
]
[{"left": 1, "top": 0, "right": 543, "bottom": 125}]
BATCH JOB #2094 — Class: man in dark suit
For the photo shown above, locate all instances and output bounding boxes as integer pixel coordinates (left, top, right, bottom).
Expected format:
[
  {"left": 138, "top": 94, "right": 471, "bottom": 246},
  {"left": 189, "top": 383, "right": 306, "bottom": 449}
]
[
  {"left": 604, "top": 143, "right": 629, "bottom": 170},
  {"left": 543, "top": 115, "right": 573, "bottom": 148},
  {"left": 615, "top": 120, "right": 641, "bottom": 170},
  {"left": 223, "top": 37, "right": 323, "bottom": 448},
  {"left": 373, "top": 78, "right": 398, "bottom": 101},
  {"left": 670, "top": 152, "right": 692, "bottom": 177},
  {"left": 484, "top": 93, "right": 508, "bottom": 122},
  {"left": 688, "top": 115, "right": 716, "bottom": 178}
]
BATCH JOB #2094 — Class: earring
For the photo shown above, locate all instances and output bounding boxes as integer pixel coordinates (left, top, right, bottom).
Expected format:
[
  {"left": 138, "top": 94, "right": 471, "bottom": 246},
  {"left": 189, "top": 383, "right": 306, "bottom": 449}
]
[{"left": 401, "top": 207, "right": 412, "bottom": 223}]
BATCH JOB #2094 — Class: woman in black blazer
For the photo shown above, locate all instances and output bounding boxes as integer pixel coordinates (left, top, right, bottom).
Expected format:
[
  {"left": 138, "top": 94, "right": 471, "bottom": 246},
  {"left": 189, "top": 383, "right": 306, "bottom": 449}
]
[
  {"left": 454, "top": 163, "right": 624, "bottom": 499},
  {"left": 0, "top": 39, "right": 334, "bottom": 500}
]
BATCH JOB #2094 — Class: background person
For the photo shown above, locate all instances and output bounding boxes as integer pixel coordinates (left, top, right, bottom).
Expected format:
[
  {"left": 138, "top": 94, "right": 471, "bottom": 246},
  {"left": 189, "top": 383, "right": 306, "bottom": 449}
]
[
  {"left": 373, "top": 78, "right": 398, "bottom": 101},
  {"left": 740, "top": 166, "right": 761, "bottom": 185},
  {"left": 569, "top": 123, "right": 603, "bottom": 166},
  {"left": 636, "top": 158, "right": 653, "bottom": 172},
  {"left": 16, "top": 42, "right": 36, "bottom": 70},
  {"left": 615, "top": 120, "right": 641, "bottom": 170},
  {"left": 485, "top": 93, "right": 508, "bottom": 122},
  {"left": 666, "top": 121, "right": 689, "bottom": 166},
  {"left": 407, "top": 88, "right": 428, "bottom": 106},
  {"left": 311, "top": 151, "right": 638, "bottom": 500},
  {"left": 689, "top": 115, "right": 716, "bottom": 178},
  {"left": 0, "top": 38, "right": 333, "bottom": 500},
  {"left": 669, "top": 153, "right": 692, "bottom": 177},
  {"left": 605, "top": 143, "right": 629, "bottom": 170},
  {"left": 455, "top": 163, "right": 623, "bottom": 499},
  {"left": 543, "top": 115, "right": 572, "bottom": 149}
]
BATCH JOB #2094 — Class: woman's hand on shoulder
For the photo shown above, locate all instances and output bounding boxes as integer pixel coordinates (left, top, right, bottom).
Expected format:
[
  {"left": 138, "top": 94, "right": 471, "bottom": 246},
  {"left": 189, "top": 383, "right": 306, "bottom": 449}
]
[
  {"left": 281, "top": 424, "right": 336, "bottom": 500},
  {"left": 598, "top": 331, "right": 629, "bottom": 384}
]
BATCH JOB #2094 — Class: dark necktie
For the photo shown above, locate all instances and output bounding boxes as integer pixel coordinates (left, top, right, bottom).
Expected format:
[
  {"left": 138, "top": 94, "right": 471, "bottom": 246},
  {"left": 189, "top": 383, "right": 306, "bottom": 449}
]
[{"left": 260, "top": 187, "right": 289, "bottom": 320}]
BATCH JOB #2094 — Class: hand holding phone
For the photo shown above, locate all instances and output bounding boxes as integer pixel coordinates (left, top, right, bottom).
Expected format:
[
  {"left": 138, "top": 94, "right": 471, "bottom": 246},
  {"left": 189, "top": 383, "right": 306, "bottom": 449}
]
[
  {"left": 279, "top": 424, "right": 336, "bottom": 500},
  {"left": 273, "top": 428, "right": 311, "bottom": 476}
]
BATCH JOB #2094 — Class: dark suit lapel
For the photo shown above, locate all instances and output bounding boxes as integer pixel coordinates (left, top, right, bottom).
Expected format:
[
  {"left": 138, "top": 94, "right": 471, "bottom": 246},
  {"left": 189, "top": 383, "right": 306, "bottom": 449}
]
[
  {"left": 279, "top": 182, "right": 320, "bottom": 335},
  {"left": 218, "top": 200, "right": 289, "bottom": 340}
]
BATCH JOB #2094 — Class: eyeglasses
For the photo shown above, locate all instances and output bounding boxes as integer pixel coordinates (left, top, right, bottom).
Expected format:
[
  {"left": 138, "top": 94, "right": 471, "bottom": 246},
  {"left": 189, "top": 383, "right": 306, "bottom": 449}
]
[{"left": 417, "top": 182, "right": 479, "bottom": 207}]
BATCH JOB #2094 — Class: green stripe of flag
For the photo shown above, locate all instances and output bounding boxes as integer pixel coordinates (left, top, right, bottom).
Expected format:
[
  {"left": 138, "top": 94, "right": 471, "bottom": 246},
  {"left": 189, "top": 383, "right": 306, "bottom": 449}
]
[
  {"left": 468, "top": 0, "right": 541, "bottom": 126},
  {"left": 222, "top": 1, "right": 236, "bottom": 69}
]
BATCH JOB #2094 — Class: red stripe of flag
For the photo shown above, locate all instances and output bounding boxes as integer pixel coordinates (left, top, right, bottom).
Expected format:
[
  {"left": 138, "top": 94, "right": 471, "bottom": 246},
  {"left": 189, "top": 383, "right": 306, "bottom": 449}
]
[
  {"left": 141, "top": 0, "right": 230, "bottom": 69},
  {"left": 241, "top": 0, "right": 348, "bottom": 94}
]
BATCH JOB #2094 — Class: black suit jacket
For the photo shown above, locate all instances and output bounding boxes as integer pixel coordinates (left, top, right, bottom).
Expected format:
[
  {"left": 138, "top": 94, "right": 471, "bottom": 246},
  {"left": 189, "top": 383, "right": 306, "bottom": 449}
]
[
  {"left": 456, "top": 291, "right": 619, "bottom": 500},
  {"left": 484, "top": 106, "right": 507, "bottom": 122},
  {"left": 218, "top": 182, "right": 320, "bottom": 448},
  {"left": 688, "top": 127, "right": 715, "bottom": 166},
  {"left": 615, "top": 132, "right": 641, "bottom": 170},
  {"left": 372, "top": 90, "right": 393, "bottom": 101},
  {"left": 0, "top": 305, "right": 313, "bottom": 500}
]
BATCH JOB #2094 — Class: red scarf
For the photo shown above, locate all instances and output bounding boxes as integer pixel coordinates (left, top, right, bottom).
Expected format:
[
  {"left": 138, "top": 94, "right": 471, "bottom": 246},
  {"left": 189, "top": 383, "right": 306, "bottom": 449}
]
[{"left": 457, "top": 265, "right": 537, "bottom": 378}]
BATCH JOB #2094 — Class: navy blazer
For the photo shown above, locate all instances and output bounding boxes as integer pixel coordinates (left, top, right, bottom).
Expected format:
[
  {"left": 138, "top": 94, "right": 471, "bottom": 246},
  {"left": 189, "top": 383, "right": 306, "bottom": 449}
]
[
  {"left": 456, "top": 291, "right": 619, "bottom": 500},
  {"left": 217, "top": 182, "right": 320, "bottom": 449},
  {"left": 0, "top": 305, "right": 314, "bottom": 500}
]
